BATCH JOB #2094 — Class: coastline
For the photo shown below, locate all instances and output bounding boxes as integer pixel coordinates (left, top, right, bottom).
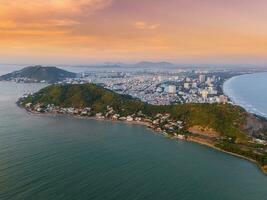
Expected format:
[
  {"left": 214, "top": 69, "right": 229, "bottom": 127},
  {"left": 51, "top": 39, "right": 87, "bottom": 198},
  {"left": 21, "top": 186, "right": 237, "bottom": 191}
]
[
  {"left": 219, "top": 73, "right": 267, "bottom": 175},
  {"left": 187, "top": 136, "right": 267, "bottom": 175},
  {"left": 22, "top": 107, "right": 267, "bottom": 176},
  {"left": 223, "top": 72, "right": 267, "bottom": 119}
]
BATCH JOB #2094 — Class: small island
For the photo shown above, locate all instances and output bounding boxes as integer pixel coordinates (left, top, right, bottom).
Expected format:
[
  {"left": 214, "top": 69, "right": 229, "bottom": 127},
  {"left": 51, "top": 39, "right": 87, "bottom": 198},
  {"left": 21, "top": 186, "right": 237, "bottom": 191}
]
[{"left": 18, "top": 83, "right": 267, "bottom": 174}]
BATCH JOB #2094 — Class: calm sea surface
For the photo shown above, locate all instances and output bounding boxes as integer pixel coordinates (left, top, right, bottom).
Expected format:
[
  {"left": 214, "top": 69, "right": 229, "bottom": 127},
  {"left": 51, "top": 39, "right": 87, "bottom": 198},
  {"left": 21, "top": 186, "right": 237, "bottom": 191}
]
[
  {"left": 224, "top": 72, "right": 267, "bottom": 118},
  {"left": 1, "top": 82, "right": 267, "bottom": 200}
]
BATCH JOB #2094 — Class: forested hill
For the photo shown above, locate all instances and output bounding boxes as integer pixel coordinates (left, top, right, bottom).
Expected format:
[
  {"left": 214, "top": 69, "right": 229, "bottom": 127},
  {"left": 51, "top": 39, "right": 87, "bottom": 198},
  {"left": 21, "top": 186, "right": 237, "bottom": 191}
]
[
  {"left": 0, "top": 66, "right": 76, "bottom": 83},
  {"left": 20, "top": 83, "right": 265, "bottom": 139}
]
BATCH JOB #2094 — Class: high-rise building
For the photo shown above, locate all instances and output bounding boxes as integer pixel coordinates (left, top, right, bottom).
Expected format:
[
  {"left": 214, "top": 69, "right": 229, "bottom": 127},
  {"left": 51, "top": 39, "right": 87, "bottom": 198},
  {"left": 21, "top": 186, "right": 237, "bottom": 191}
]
[
  {"left": 168, "top": 85, "right": 177, "bottom": 94},
  {"left": 206, "top": 77, "right": 212, "bottom": 83},
  {"left": 199, "top": 74, "right": 206, "bottom": 83}
]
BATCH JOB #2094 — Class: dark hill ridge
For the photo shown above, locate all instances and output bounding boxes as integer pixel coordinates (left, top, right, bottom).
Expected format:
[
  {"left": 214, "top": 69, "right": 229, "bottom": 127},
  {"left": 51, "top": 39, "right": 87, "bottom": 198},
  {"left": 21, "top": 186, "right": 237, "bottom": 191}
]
[
  {"left": 134, "top": 61, "right": 175, "bottom": 68},
  {"left": 0, "top": 66, "right": 76, "bottom": 83},
  {"left": 19, "top": 83, "right": 267, "bottom": 173}
]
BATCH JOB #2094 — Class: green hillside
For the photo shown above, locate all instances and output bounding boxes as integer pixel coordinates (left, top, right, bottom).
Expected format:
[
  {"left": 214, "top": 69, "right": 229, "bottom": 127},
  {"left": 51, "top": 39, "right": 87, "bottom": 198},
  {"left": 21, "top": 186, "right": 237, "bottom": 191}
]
[
  {"left": 0, "top": 66, "right": 76, "bottom": 83},
  {"left": 20, "top": 84, "right": 249, "bottom": 138}
]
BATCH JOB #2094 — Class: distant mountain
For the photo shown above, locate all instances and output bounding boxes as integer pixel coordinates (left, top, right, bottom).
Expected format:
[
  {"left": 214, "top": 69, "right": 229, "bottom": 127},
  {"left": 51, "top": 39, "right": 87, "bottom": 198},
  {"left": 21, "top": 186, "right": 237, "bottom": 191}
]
[
  {"left": 134, "top": 61, "right": 176, "bottom": 68},
  {"left": 0, "top": 65, "right": 76, "bottom": 83},
  {"left": 72, "top": 61, "right": 176, "bottom": 69}
]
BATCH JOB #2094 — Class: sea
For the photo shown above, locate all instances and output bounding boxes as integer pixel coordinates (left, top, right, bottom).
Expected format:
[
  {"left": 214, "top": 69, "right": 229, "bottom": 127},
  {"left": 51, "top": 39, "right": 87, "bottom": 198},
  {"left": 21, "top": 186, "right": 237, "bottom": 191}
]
[
  {"left": 0, "top": 69, "right": 267, "bottom": 199},
  {"left": 224, "top": 72, "right": 267, "bottom": 119}
]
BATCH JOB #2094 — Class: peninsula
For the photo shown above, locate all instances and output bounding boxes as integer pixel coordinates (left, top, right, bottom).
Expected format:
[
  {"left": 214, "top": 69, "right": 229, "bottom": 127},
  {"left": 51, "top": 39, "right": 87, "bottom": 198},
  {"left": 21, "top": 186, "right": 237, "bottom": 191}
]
[{"left": 18, "top": 83, "right": 267, "bottom": 174}]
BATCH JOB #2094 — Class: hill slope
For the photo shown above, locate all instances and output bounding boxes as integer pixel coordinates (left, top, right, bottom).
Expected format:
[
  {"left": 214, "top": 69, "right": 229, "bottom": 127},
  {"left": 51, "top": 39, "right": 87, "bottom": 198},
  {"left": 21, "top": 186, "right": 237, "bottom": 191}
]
[
  {"left": 0, "top": 66, "right": 76, "bottom": 83},
  {"left": 19, "top": 83, "right": 267, "bottom": 173}
]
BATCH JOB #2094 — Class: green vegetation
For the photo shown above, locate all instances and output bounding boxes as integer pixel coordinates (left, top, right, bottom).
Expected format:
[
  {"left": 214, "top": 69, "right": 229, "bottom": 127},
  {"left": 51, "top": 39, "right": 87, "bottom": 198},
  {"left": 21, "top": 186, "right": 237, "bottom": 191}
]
[
  {"left": 22, "top": 84, "right": 145, "bottom": 115},
  {"left": 216, "top": 142, "right": 267, "bottom": 166},
  {"left": 20, "top": 83, "right": 267, "bottom": 173},
  {"left": 0, "top": 65, "right": 76, "bottom": 83},
  {"left": 21, "top": 84, "right": 248, "bottom": 138}
]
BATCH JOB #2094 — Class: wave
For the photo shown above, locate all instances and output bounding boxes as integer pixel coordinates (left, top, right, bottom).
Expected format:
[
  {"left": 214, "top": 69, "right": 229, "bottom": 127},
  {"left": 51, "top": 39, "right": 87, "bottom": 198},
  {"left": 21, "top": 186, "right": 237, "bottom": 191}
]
[{"left": 223, "top": 73, "right": 267, "bottom": 119}]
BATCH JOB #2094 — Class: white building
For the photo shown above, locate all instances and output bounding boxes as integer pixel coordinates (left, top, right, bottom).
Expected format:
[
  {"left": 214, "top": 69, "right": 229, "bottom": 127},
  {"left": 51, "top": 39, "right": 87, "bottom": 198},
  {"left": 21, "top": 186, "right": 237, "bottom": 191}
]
[
  {"left": 156, "top": 87, "right": 163, "bottom": 93},
  {"left": 184, "top": 83, "right": 190, "bottom": 89},
  {"left": 216, "top": 95, "right": 228, "bottom": 104},
  {"left": 192, "top": 82, "right": 197, "bottom": 88},
  {"left": 208, "top": 87, "right": 218, "bottom": 95},
  {"left": 185, "top": 77, "right": 191, "bottom": 82},
  {"left": 126, "top": 116, "right": 134, "bottom": 122},
  {"left": 168, "top": 85, "right": 177, "bottom": 94}
]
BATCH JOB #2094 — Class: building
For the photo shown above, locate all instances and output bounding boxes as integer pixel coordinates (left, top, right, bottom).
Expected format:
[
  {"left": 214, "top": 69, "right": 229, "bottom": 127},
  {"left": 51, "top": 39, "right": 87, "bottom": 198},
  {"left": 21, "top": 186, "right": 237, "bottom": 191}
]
[
  {"left": 183, "top": 83, "right": 190, "bottom": 89},
  {"left": 199, "top": 74, "right": 206, "bottom": 83},
  {"left": 208, "top": 87, "right": 218, "bottom": 95},
  {"left": 192, "top": 82, "right": 197, "bottom": 88},
  {"left": 126, "top": 116, "right": 134, "bottom": 121},
  {"left": 217, "top": 95, "right": 228, "bottom": 104},
  {"left": 206, "top": 77, "right": 212, "bottom": 83},
  {"left": 156, "top": 87, "right": 163, "bottom": 93},
  {"left": 168, "top": 85, "right": 177, "bottom": 94},
  {"left": 185, "top": 77, "right": 191, "bottom": 82},
  {"left": 201, "top": 90, "right": 209, "bottom": 99}
]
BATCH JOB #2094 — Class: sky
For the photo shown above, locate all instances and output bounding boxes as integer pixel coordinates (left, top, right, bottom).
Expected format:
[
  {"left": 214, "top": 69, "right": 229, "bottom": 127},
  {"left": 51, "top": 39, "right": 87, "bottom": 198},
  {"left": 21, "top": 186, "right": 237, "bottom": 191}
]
[{"left": 1, "top": 0, "right": 267, "bottom": 65}]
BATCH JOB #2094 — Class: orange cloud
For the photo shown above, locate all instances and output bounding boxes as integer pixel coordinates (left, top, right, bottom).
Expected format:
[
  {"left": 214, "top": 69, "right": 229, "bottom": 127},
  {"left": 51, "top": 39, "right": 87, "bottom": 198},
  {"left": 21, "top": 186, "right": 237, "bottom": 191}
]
[
  {"left": 0, "top": 0, "right": 112, "bottom": 15},
  {"left": 0, "top": 0, "right": 112, "bottom": 31},
  {"left": 133, "top": 21, "right": 160, "bottom": 30},
  {"left": 1, "top": 0, "right": 267, "bottom": 64}
]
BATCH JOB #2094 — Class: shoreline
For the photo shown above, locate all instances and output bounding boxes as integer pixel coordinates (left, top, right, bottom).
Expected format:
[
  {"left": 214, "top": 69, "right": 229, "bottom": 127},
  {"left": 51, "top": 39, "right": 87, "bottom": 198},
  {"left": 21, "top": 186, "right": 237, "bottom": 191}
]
[
  {"left": 223, "top": 72, "right": 267, "bottom": 119},
  {"left": 22, "top": 107, "right": 267, "bottom": 176},
  {"left": 187, "top": 136, "right": 267, "bottom": 176}
]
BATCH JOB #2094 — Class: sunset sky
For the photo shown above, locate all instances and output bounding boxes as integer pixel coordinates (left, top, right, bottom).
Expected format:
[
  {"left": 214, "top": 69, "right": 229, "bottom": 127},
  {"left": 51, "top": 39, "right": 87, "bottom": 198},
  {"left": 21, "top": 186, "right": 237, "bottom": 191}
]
[{"left": 1, "top": 0, "right": 267, "bottom": 65}]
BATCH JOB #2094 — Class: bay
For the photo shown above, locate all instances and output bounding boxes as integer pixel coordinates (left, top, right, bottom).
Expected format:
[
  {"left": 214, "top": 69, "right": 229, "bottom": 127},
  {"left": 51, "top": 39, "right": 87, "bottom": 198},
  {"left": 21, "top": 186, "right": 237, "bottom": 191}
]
[{"left": 0, "top": 81, "right": 267, "bottom": 200}]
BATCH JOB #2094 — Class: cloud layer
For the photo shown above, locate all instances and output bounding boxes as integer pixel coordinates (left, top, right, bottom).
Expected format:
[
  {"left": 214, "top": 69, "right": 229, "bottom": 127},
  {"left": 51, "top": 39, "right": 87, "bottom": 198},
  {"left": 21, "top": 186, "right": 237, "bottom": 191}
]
[
  {"left": 0, "top": 0, "right": 112, "bottom": 30},
  {"left": 1, "top": 0, "right": 267, "bottom": 65}
]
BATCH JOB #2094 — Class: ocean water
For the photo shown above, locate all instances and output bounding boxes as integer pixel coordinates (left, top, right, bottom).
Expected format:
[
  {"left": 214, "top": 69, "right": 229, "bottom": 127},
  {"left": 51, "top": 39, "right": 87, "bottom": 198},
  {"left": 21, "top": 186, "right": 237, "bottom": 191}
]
[
  {"left": 224, "top": 72, "right": 267, "bottom": 118},
  {"left": 0, "top": 82, "right": 267, "bottom": 200}
]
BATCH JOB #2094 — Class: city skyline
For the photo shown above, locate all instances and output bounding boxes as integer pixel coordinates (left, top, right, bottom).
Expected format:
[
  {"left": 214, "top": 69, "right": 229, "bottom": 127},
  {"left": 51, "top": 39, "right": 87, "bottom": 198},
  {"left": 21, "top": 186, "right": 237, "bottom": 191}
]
[{"left": 1, "top": 0, "right": 267, "bottom": 65}]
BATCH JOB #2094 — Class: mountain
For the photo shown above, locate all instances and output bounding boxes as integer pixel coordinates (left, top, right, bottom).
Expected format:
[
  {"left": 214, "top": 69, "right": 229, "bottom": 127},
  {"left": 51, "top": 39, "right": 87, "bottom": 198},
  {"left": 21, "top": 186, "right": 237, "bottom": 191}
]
[
  {"left": 18, "top": 83, "right": 267, "bottom": 174},
  {"left": 0, "top": 66, "right": 76, "bottom": 83},
  {"left": 134, "top": 61, "right": 176, "bottom": 68}
]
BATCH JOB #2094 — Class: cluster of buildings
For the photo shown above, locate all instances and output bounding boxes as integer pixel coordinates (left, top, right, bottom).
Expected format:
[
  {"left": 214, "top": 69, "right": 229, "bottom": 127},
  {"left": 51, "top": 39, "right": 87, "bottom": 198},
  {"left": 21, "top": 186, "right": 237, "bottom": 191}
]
[
  {"left": 22, "top": 102, "right": 186, "bottom": 139},
  {"left": 79, "top": 70, "right": 229, "bottom": 105},
  {"left": 10, "top": 77, "right": 46, "bottom": 83},
  {"left": 16, "top": 69, "right": 231, "bottom": 106},
  {"left": 56, "top": 78, "right": 88, "bottom": 85},
  {"left": 156, "top": 74, "right": 229, "bottom": 104}
]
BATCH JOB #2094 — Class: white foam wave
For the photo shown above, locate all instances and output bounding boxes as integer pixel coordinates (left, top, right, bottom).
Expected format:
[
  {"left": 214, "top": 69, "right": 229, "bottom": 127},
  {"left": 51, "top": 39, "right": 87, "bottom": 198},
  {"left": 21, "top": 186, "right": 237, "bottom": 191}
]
[{"left": 223, "top": 74, "right": 267, "bottom": 118}]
